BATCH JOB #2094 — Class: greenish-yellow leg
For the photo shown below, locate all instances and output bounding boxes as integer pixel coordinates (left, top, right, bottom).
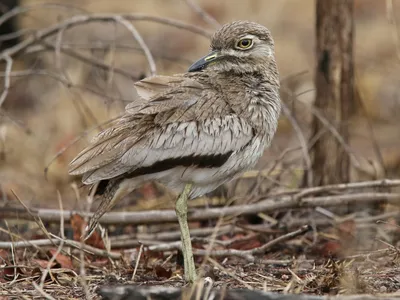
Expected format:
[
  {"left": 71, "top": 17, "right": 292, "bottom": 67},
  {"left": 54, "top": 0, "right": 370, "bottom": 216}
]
[{"left": 175, "top": 183, "right": 196, "bottom": 283}]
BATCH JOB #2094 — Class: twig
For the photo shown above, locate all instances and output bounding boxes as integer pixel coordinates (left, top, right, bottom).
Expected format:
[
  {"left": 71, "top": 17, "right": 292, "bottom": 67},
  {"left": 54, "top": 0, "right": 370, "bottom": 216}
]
[
  {"left": 0, "top": 54, "right": 12, "bottom": 108},
  {"left": 343, "top": 248, "right": 396, "bottom": 261},
  {"left": 2, "top": 189, "right": 399, "bottom": 225},
  {"left": 250, "top": 225, "right": 310, "bottom": 256},
  {"left": 131, "top": 244, "right": 143, "bottom": 281},
  {"left": 32, "top": 282, "right": 56, "bottom": 300},
  {"left": 143, "top": 226, "right": 309, "bottom": 263},
  {"left": 39, "top": 40, "right": 140, "bottom": 81},
  {"left": 184, "top": 0, "right": 220, "bottom": 28},
  {"left": 280, "top": 99, "right": 313, "bottom": 187},
  {"left": 207, "top": 257, "right": 253, "bottom": 290},
  {"left": 39, "top": 192, "right": 65, "bottom": 288},
  {"left": 0, "top": 13, "right": 210, "bottom": 60},
  {"left": 113, "top": 16, "right": 156, "bottom": 75},
  {"left": 0, "top": 237, "right": 121, "bottom": 259},
  {"left": 293, "top": 178, "right": 400, "bottom": 199}
]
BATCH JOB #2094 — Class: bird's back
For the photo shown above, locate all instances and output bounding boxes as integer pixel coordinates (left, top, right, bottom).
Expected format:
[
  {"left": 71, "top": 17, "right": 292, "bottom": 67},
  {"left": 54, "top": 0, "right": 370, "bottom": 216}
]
[{"left": 69, "top": 20, "right": 281, "bottom": 199}]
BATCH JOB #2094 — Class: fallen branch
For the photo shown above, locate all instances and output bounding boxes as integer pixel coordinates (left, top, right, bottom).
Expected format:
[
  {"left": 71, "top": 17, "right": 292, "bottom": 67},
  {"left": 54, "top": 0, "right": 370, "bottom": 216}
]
[
  {"left": 0, "top": 13, "right": 211, "bottom": 61},
  {"left": 132, "top": 225, "right": 310, "bottom": 262},
  {"left": 0, "top": 226, "right": 309, "bottom": 263},
  {"left": 1, "top": 190, "right": 399, "bottom": 225},
  {"left": 0, "top": 237, "right": 121, "bottom": 259}
]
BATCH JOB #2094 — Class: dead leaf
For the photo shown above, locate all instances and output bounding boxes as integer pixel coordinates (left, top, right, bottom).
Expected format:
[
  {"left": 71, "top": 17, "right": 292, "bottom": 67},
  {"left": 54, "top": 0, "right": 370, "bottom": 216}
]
[
  {"left": 33, "top": 259, "right": 55, "bottom": 269},
  {"left": 320, "top": 240, "right": 342, "bottom": 258},
  {"left": 48, "top": 249, "right": 73, "bottom": 269},
  {"left": 70, "top": 214, "right": 105, "bottom": 249},
  {"left": 228, "top": 236, "right": 262, "bottom": 250},
  {"left": 0, "top": 249, "right": 9, "bottom": 262},
  {"left": 154, "top": 265, "right": 172, "bottom": 279}
]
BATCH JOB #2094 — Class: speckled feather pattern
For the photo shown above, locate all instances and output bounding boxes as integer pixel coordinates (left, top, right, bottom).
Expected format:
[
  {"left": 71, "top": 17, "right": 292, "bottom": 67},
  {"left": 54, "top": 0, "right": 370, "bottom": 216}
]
[{"left": 68, "top": 21, "right": 281, "bottom": 222}]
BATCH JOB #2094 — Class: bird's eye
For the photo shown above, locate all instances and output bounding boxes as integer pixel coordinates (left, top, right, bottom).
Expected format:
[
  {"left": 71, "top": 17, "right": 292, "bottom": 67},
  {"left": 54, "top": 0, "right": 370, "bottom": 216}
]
[{"left": 236, "top": 38, "right": 253, "bottom": 50}]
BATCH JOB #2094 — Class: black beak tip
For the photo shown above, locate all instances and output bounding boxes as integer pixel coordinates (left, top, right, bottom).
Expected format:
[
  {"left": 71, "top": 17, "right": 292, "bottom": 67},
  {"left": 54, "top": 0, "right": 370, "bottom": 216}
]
[{"left": 188, "top": 62, "right": 205, "bottom": 73}]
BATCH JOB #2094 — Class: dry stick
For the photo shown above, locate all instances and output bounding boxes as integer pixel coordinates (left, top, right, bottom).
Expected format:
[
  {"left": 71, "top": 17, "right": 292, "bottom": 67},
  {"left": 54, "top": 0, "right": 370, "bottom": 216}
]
[
  {"left": 293, "top": 178, "right": 400, "bottom": 199},
  {"left": 280, "top": 99, "right": 313, "bottom": 187},
  {"left": 3, "top": 190, "right": 399, "bottom": 225},
  {"left": 145, "top": 225, "right": 310, "bottom": 263},
  {"left": 3, "top": 220, "right": 17, "bottom": 283},
  {"left": 39, "top": 192, "right": 65, "bottom": 288},
  {"left": 39, "top": 40, "right": 140, "bottom": 81},
  {"left": 0, "top": 54, "right": 12, "bottom": 108},
  {"left": 0, "top": 68, "right": 135, "bottom": 104},
  {"left": 344, "top": 247, "right": 396, "bottom": 261},
  {"left": 0, "top": 237, "right": 121, "bottom": 259},
  {"left": 308, "top": 104, "right": 365, "bottom": 174},
  {"left": 0, "top": 3, "right": 88, "bottom": 27},
  {"left": 0, "top": 110, "right": 31, "bottom": 135},
  {"left": 110, "top": 224, "right": 240, "bottom": 243},
  {"left": 111, "top": 225, "right": 242, "bottom": 248},
  {"left": 113, "top": 16, "right": 156, "bottom": 76},
  {"left": 0, "top": 14, "right": 210, "bottom": 61},
  {"left": 47, "top": 42, "right": 193, "bottom": 64},
  {"left": 207, "top": 257, "right": 253, "bottom": 290},
  {"left": 184, "top": 0, "right": 221, "bottom": 28},
  {"left": 0, "top": 226, "right": 307, "bottom": 263},
  {"left": 32, "top": 282, "right": 56, "bottom": 300},
  {"left": 131, "top": 244, "right": 144, "bottom": 281},
  {"left": 10, "top": 190, "right": 57, "bottom": 248}
]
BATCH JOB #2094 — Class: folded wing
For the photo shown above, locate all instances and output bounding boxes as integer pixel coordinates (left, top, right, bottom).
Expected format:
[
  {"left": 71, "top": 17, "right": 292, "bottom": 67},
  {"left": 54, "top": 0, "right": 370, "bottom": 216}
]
[{"left": 68, "top": 75, "right": 254, "bottom": 184}]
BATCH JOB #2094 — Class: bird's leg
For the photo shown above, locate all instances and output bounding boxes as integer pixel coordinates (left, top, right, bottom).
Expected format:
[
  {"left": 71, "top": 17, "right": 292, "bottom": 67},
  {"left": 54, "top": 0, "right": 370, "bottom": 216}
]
[{"left": 175, "top": 183, "right": 196, "bottom": 283}]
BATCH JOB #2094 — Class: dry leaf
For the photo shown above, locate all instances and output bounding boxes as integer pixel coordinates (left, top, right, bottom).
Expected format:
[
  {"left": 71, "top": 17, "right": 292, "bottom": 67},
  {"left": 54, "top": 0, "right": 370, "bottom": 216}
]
[
  {"left": 33, "top": 259, "right": 56, "bottom": 269},
  {"left": 154, "top": 265, "right": 172, "bottom": 279},
  {"left": 70, "top": 214, "right": 105, "bottom": 249},
  {"left": 48, "top": 249, "right": 73, "bottom": 269}
]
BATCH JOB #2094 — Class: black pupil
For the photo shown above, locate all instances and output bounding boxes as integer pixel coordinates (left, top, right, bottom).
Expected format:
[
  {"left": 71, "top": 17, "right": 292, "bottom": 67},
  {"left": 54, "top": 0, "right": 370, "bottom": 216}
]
[{"left": 241, "top": 39, "right": 250, "bottom": 47}]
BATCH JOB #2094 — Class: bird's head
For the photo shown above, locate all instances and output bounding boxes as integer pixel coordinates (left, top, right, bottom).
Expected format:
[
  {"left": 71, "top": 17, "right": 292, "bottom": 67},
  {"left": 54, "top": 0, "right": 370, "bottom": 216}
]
[{"left": 188, "top": 21, "right": 276, "bottom": 74}]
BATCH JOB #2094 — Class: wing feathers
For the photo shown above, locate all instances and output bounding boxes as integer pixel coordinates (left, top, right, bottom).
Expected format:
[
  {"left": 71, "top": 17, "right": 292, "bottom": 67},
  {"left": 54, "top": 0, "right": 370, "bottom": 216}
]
[{"left": 69, "top": 75, "right": 254, "bottom": 184}]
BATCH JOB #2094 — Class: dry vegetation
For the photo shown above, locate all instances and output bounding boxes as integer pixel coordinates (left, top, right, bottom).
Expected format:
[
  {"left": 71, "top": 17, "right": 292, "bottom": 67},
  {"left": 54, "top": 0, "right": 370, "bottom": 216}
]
[{"left": 2, "top": 0, "right": 400, "bottom": 299}]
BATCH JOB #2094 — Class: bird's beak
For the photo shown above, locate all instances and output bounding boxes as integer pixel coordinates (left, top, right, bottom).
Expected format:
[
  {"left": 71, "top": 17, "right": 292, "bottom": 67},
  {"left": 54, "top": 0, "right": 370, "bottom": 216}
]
[{"left": 188, "top": 50, "right": 221, "bottom": 72}]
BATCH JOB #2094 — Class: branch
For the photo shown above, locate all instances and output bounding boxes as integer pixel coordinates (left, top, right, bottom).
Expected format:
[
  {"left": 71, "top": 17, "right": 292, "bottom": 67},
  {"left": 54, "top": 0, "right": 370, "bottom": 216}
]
[
  {"left": 0, "top": 13, "right": 211, "bottom": 60},
  {"left": 2, "top": 179, "right": 400, "bottom": 225},
  {"left": 0, "top": 237, "right": 121, "bottom": 259}
]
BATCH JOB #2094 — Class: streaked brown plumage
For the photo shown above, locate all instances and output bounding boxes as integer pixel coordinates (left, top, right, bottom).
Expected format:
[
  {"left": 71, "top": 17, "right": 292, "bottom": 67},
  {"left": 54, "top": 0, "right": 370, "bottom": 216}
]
[{"left": 69, "top": 20, "right": 281, "bottom": 282}]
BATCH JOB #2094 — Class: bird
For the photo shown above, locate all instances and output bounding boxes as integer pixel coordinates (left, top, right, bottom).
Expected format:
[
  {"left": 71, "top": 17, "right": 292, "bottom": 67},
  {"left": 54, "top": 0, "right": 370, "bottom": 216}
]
[{"left": 68, "top": 20, "right": 281, "bottom": 283}]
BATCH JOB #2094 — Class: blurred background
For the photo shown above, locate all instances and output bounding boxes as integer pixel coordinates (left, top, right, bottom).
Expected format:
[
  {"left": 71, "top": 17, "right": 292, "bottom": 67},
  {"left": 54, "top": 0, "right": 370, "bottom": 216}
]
[{"left": 1, "top": 0, "right": 400, "bottom": 210}]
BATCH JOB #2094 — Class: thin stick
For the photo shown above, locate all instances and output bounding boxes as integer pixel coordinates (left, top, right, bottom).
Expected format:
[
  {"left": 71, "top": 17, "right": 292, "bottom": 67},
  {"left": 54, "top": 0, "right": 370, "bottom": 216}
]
[
  {"left": 184, "top": 0, "right": 220, "bottom": 28},
  {"left": 0, "top": 13, "right": 210, "bottom": 60},
  {"left": 114, "top": 16, "right": 156, "bottom": 76},
  {"left": 0, "top": 54, "right": 12, "bottom": 108},
  {"left": 2, "top": 190, "right": 398, "bottom": 225},
  {"left": 131, "top": 244, "right": 144, "bottom": 281},
  {"left": 32, "top": 282, "right": 56, "bottom": 300},
  {"left": 39, "top": 192, "right": 65, "bottom": 288},
  {"left": 280, "top": 99, "right": 313, "bottom": 187}
]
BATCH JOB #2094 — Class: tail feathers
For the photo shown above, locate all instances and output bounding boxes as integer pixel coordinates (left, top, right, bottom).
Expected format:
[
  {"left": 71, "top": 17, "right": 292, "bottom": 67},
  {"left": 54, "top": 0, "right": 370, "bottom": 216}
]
[{"left": 83, "top": 179, "right": 123, "bottom": 239}]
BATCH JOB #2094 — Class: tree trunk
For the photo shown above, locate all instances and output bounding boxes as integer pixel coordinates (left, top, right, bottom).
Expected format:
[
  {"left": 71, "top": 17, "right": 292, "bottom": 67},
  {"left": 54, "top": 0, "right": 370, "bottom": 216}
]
[{"left": 309, "top": 0, "right": 355, "bottom": 186}]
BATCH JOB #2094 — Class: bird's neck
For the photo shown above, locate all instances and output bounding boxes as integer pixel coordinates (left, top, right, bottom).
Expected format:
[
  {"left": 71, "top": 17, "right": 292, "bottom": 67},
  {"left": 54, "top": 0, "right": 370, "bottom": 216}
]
[{"left": 214, "top": 67, "right": 281, "bottom": 140}]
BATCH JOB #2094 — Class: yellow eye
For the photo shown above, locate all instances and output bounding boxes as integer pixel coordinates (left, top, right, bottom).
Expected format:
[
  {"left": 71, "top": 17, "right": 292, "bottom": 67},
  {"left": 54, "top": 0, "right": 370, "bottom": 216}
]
[{"left": 236, "top": 38, "right": 253, "bottom": 49}]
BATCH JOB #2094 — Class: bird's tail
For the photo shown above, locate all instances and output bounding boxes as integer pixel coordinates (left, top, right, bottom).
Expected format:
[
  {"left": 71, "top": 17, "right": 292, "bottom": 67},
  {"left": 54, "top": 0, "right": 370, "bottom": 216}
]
[{"left": 83, "top": 178, "right": 125, "bottom": 240}]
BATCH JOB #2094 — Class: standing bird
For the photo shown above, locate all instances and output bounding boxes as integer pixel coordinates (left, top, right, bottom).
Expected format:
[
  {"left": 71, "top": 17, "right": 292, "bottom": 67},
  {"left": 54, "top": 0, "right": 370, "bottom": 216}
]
[{"left": 68, "top": 20, "right": 281, "bottom": 283}]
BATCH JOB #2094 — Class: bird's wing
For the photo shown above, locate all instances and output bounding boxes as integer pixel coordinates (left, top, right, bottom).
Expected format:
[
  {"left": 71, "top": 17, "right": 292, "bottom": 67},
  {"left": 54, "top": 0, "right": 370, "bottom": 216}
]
[
  {"left": 68, "top": 75, "right": 254, "bottom": 184},
  {"left": 125, "top": 75, "right": 203, "bottom": 114}
]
